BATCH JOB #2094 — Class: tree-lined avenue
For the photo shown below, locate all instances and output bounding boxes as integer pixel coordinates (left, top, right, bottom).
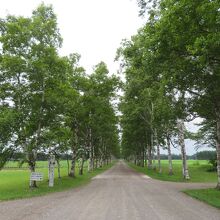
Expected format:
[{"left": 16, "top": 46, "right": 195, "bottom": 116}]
[{"left": 0, "top": 161, "right": 219, "bottom": 220}]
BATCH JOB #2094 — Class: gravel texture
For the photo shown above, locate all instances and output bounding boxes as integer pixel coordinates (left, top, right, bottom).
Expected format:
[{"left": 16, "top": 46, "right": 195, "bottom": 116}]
[{"left": 0, "top": 160, "right": 219, "bottom": 220}]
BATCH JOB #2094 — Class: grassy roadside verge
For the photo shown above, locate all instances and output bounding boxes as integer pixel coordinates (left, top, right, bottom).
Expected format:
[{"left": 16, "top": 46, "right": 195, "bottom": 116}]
[
  {"left": 0, "top": 162, "right": 115, "bottom": 201},
  {"left": 184, "top": 188, "right": 220, "bottom": 209},
  {"left": 128, "top": 161, "right": 220, "bottom": 209},
  {"left": 127, "top": 161, "right": 217, "bottom": 182}
]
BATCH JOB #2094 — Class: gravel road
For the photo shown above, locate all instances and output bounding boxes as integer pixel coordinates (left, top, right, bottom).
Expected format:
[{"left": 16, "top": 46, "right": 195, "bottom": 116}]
[{"left": 0, "top": 160, "right": 219, "bottom": 220}]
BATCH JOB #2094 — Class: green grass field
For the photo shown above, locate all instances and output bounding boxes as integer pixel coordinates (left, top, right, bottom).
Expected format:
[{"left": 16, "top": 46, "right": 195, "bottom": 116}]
[
  {"left": 184, "top": 189, "right": 220, "bottom": 209},
  {"left": 128, "top": 160, "right": 217, "bottom": 182},
  {"left": 0, "top": 160, "right": 114, "bottom": 201},
  {"left": 129, "top": 160, "right": 220, "bottom": 209}
]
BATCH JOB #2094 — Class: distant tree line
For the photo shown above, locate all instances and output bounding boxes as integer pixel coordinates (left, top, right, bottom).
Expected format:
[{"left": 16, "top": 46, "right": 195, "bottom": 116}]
[
  {"left": 160, "top": 152, "right": 215, "bottom": 160},
  {"left": 7, "top": 150, "right": 216, "bottom": 161}
]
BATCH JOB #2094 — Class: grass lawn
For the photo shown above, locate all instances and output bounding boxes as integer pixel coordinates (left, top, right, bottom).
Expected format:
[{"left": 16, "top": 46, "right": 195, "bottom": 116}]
[
  {"left": 184, "top": 188, "right": 220, "bottom": 209},
  {"left": 129, "top": 160, "right": 219, "bottom": 209},
  {"left": 128, "top": 160, "right": 217, "bottom": 182},
  {"left": 0, "top": 161, "right": 114, "bottom": 201}
]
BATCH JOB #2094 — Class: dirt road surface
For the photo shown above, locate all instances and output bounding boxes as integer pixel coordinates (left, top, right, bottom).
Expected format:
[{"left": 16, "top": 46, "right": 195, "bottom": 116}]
[{"left": 0, "top": 161, "right": 219, "bottom": 220}]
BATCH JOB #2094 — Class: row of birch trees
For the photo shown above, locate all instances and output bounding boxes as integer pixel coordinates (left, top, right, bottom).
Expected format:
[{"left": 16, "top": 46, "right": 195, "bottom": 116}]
[
  {"left": 118, "top": 0, "right": 220, "bottom": 188},
  {"left": 0, "top": 4, "right": 120, "bottom": 187}
]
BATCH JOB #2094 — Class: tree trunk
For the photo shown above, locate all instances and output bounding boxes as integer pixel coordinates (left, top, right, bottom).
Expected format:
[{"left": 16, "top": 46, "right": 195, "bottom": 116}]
[
  {"left": 35, "top": 82, "right": 45, "bottom": 148},
  {"left": 167, "top": 135, "right": 173, "bottom": 175},
  {"left": 177, "top": 119, "right": 190, "bottom": 180},
  {"left": 141, "top": 149, "right": 145, "bottom": 167},
  {"left": 95, "top": 158, "right": 98, "bottom": 169},
  {"left": 156, "top": 145, "right": 161, "bottom": 173},
  {"left": 99, "top": 148, "right": 104, "bottom": 168},
  {"left": 69, "top": 153, "right": 76, "bottom": 177},
  {"left": 97, "top": 159, "right": 100, "bottom": 168},
  {"left": 67, "top": 154, "right": 70, "bottom": 175},
  {"left": 88, "top": 128, "right": 93, "bottom": 172},
  {"left": 69, "top": 124, "right": 78, "bottom": 178},
  {"left": 155, "top": 130, "right": 161, "bottom": 173},
  {"left": 28, "top": 83, "right": 44, "bottom": 187},
  {"left": 134, "top": 156, "right": 136, "bottom": 165},
  {"left": 216, "top": 110, "right": 220, "bottom": 189},
  {"left": 57, "top": 159, "right": 61, "bottom": 179},
  {"left": 79, "top": 157, "right": 84, "bottom": 175},
  {"left": 147, "top": 145, "right": 153, "bottom": 169},
  {"left": 144, "top": 149, "right": 147, "bottom": 166},
  {"left": 100, "top": 158, "right": 103, "bottom": 168},
  {"left": 93, "top": 156, "right": 95, "bottom": 168},
  {"left": 26, "top": 146, "right": 37, "bottom": 188},
  {"left": 29, "top": 160, "right": 37, "bottom": 188},
  {"left": 88, "top": 149, "right": 93, "bottom": 172}
]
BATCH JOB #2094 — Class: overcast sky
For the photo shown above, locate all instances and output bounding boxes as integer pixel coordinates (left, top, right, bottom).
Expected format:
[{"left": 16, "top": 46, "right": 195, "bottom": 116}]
[
  {"left": 0, "top": 0, "right": 209, "bottom": 155},
  {"left": 0, "top": 0, "right": 144, "bottom": 74}
]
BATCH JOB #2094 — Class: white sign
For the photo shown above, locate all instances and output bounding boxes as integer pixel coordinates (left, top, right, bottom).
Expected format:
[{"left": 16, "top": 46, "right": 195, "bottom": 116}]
[{"left": 30, "top": 172, "right": 43, "bottom": 181}]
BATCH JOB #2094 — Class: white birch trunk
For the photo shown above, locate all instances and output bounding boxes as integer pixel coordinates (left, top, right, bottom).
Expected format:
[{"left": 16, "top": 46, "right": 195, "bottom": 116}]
[
  {"left": 88, "top": 128, "right": 93, "bottom": 172},
  {"left": 167, "top": 135, "right": 173, "bottom": 175},
  {"left": 141, "top": 149, "right": 145, "bottom": 167},
  {"left": 155, "top": 130, "right": 161, "bottom": 173},
  {"left": 69, "top": 124, "right": 78, "bottom": 177},
  {"left": 156, "top": 145, "right": 161, "bottom": 173},
  {"left": 67, "top": 154, "right": 70, "bottom": 175},
  {"left": 48, "top": 154, "right": 55, "bottom": 187},
  {"left": 36, "top": 82, "right": 45, "bottom": 145},
  {"left": 147, "top": 145, "right": 153, "bottom": 169},
  {"left": 177, "top": 119, "right": 190, "bottom": 180}
]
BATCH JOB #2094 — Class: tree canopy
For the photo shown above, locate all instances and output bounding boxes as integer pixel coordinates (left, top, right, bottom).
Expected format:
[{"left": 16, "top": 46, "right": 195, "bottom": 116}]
[{"left": 0, "top": 4, "right": 120, "bottom": 182}]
